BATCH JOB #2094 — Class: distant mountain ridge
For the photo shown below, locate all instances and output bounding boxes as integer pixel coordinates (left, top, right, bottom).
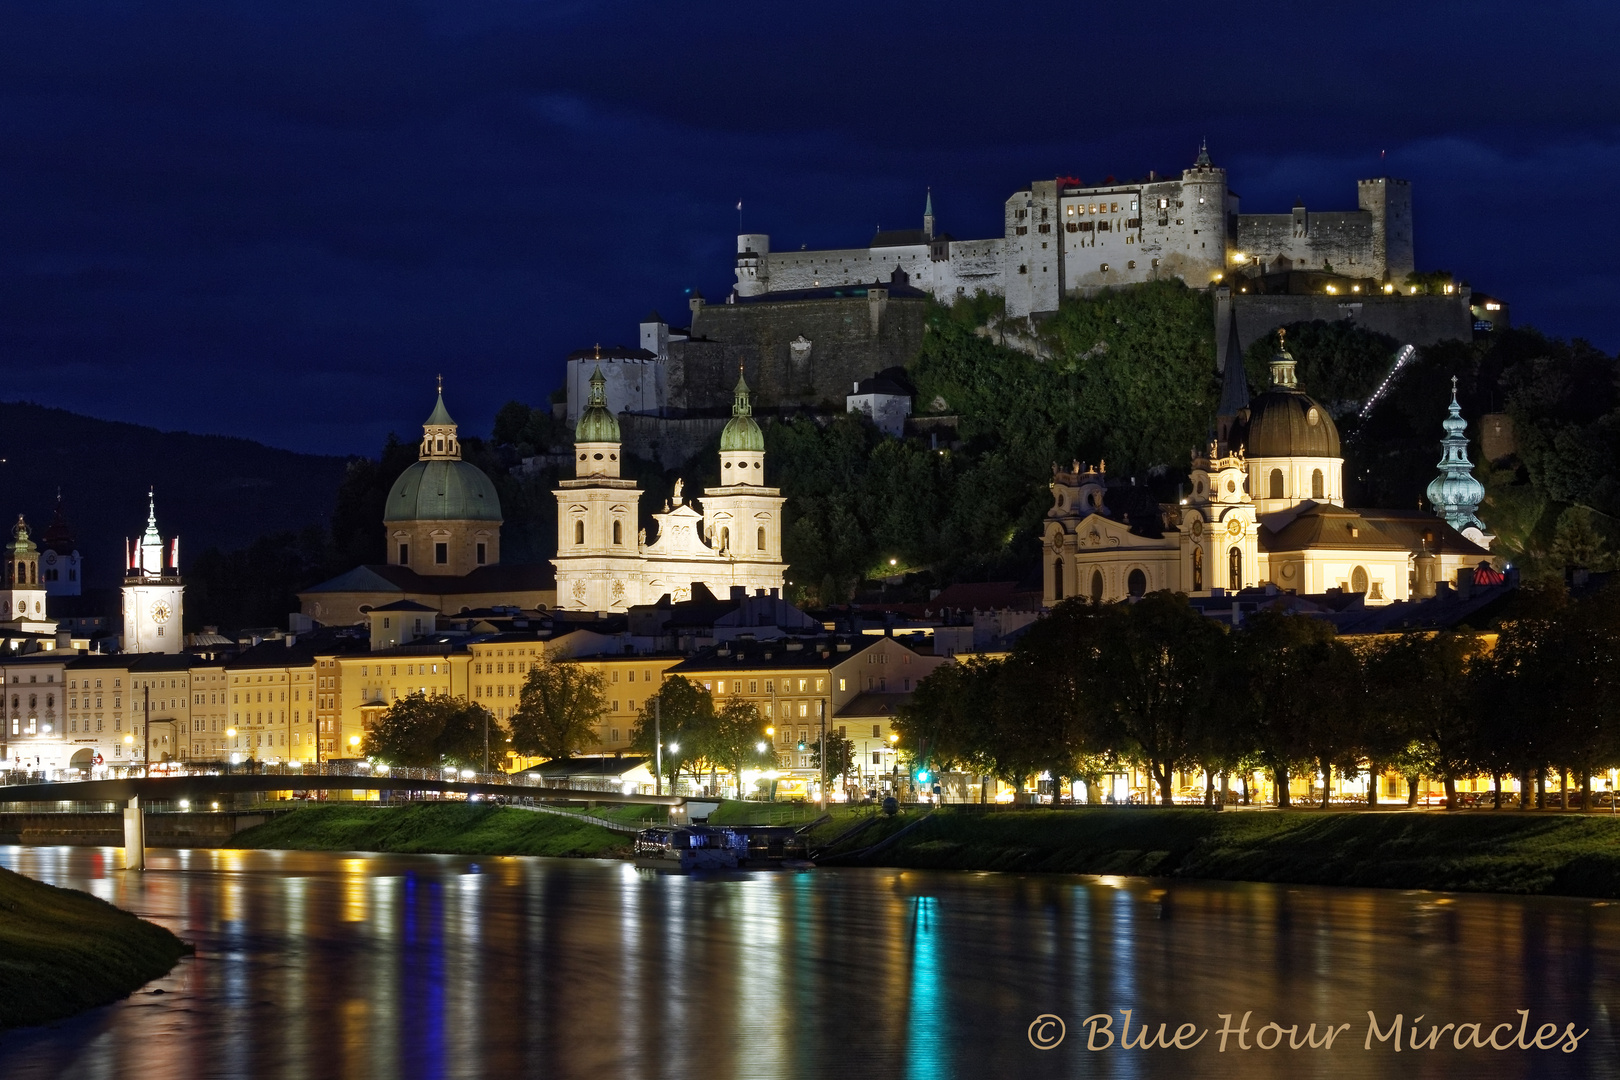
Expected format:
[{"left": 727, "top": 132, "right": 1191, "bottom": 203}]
[{"left": 0, "top": 401, "right": 348, "bottom": 589}]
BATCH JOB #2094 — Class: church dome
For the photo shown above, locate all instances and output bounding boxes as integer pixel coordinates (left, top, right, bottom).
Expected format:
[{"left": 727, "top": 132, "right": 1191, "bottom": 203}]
[
  {"left": 384, "top": 459, "right": 502, "bottom": 523},
  {"left": 1239, "top": 333, "right": 1340, "bottom": 459},
  {"left": 384, "top": 388, "right": 503, "bottom": 523},
  {"left": 575, "top": 366, "right": 620, "bottom": 444},
  {"left": 720, "top": 373, "right": 765, "bottom": 452}
]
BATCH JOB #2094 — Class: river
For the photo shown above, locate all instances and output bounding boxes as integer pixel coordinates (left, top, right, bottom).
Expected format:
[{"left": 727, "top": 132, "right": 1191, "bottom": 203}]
[{"left": 0, "top": 846, "right": 1615, "bottom": 1078}]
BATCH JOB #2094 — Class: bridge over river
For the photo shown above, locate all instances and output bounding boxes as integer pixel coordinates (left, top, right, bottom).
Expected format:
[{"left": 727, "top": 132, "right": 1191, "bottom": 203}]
[{"left": 0, "top": 763, "right": 683, "bottom": 868}]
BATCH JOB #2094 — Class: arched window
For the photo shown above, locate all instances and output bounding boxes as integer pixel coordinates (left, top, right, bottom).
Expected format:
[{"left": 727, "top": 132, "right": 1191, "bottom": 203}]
[
  {"left": 574, "top": 520, "right": 585, "bottom": 545},
  {"left": 1052, "top": 558, "right": 1064, "bottom": 600},
  {"left": 1091, "top": 569, "right": 1104, "bottom": 603},
  {"left": 1351, "top": 566, "right": 1369, "bottom": 594},
  {"left": 757, "top": 527, "right": 766, "bottom": 552},
  {"left": 1192, "top": 546, "right": 1204, "bottom": 592},
  {"left": 1229, "top": 547, "right": 1243, "bottom": 591},
  {"left": 1311, "top": 469, "right": 1325, "bottom": 500},
  {"left": 1268, "top": 469, "right": 1284, "bottom": 500},
  {"left": 1127, "top": 568, "right": 1147, "bottom": 597},
  {"left": 612, "top": 520, "right": 622, "bottom": 545}
]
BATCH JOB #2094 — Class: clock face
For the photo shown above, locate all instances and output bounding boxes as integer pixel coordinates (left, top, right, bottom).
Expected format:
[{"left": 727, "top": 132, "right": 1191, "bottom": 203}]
[
  {"left": 150, "top": 600, "right": 172, "bottom": 624},
  {"left": 1227, "top": 518, "right": 1244, "bottom": 537}
]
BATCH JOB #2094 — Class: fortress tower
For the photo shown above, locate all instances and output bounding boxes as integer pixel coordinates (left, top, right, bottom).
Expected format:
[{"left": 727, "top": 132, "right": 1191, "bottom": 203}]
[{"left": 1357, "top": 178, "right": 1414, "bottom": 282}]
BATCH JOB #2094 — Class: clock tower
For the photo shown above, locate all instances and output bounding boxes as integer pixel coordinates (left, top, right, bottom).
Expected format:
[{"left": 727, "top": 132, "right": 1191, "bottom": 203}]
[{"left": 122, "top": 492, "right": 184, "bottom": 654}]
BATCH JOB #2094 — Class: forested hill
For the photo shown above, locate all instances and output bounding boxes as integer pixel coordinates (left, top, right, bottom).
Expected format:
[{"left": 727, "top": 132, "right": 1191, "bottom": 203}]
[{"left": 0, "top": 401, "right": 347, "bottom": 589}]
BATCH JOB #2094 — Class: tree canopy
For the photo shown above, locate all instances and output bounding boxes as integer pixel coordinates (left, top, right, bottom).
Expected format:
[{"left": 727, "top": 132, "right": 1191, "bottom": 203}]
[
  {"left": 509, "top": 659, "right": 608, "bottom": 761},
  {"left": 362, "top": 692, "right": 494, "bottom": 769}
]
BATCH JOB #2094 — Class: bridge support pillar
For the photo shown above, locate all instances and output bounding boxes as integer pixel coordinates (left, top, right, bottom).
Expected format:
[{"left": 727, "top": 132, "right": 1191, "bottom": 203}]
[{"left": 123, "top": 795, "right": 145, "bottom": 871}]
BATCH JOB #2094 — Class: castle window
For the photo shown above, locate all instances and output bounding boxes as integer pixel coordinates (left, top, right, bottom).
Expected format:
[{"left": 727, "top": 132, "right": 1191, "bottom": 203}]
[
  {"left": 612, "top": 520, "right": 622, "bottom": 545},
  {"left": 1351, "top": 566, "right": 1369, "bottom": 595},
  {"left": 1229, "top": 547, "right": 1243, "bottom": 591},
  {"left": 476, "top": 542, "right": 487, "bottom": 565},
  {"left": 757, "top": 527, "right": 766, "bottom": 551},
  {"left": 1192, "top": 546, "right": 1204, "bottom": 592},
  {"left": 398, "top": 543, "right": 409, "bottom": 564},
  {"left": 434, "top": 543, "right": 448, "bottom": 565},
  {"left": 1090, "top": 570, "right": 1104, "bottom": 603},
  {"left": 575, "top": 520, "right": 585, "bottom": 545},
  {"left": 719, "top": 527, "right": 730, "bottom": 552},
  {"left": 1311, "top": 469, "right": 1325, "bottom": 500},
  {"left": 435, "top": 438, "right": 444, "bottom": 452},
  {"left": 1269, "top": 469, "right": 1284, "bottom": 500},
  {"left": 1052, "top": 559, "right": 1064, "bottom": 601},
  {"left": 1127, "top": 569, "right": 1147, "bottom": 598}
]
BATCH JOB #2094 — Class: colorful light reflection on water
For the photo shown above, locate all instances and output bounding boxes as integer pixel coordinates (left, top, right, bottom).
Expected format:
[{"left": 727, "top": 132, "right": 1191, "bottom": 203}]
[{"left": 0, "top": 846, "right": 1616, "bottom": 1078}]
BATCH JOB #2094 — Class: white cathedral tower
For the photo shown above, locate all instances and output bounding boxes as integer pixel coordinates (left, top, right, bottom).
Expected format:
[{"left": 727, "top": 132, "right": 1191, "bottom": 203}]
[
  {"left": 123, "top": 492, "right": 184, "bottom": 654},
  {"left": 553, "top": 367, "right": 787, "bottom": 609}
]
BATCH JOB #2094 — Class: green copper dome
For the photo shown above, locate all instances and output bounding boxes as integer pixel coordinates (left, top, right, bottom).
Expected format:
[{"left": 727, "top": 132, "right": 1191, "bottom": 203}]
[
  {"left": 1426, "top": 377, "right": 1487, "bottom": 533},
  {"left": 720, "top": 373, "right": 765, "bottom": 452},
  {"left": 384, "top": 459, "right": 502, "bottom": 522},
  {"left": 424, "top": 392, "right": 456, "bottom": 428},
  {"left": 575, "top": 366, "right": 620, "bottom": 444}
]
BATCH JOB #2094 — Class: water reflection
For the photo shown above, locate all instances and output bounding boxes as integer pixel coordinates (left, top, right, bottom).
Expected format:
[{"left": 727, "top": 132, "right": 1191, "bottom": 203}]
[{"left": 0, "top": 846, "right": 1616, "bottom": 1079}]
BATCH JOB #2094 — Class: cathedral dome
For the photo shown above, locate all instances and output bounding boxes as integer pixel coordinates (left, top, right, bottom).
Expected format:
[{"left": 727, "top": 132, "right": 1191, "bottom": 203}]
[
  {"left": 720, "top": 373, "right": 765, "bottom": 452},
  {"left": 575, "top": 366, "right": 620, "bottom": 444},
  {"left": 1239, "top": 333, "right": 1340, "bottom": 459},
  {"left": 384, "top": 459, "right": 502, "bottom": 523},
  {"left": 384, "top": 389, "right": 503, "bottom": 523}
]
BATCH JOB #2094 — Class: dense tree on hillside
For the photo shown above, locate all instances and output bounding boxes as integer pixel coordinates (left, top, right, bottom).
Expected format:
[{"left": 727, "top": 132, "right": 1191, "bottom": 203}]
[{"left": 185, "top": 527, "right": 334, "bottom": 632}]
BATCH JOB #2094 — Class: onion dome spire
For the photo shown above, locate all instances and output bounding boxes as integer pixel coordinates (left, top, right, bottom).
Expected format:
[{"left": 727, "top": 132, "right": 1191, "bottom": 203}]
[
  {"left": 720, "top": 371, "right": 765, "bottom": 452},
  {"left": 574, "top": 366, "right": 621, "bottom": 444},
  {"left": 1425, "top": 376, "right": 1488, "bottom": 534}
]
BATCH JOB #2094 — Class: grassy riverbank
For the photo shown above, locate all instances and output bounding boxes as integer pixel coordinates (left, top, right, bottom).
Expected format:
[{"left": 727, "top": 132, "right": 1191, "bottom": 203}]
[
  {"left": 819, "top": 807, "right": 1620, "bottom": 897},
  {"left": 0, "top": 866, "right": 191, "bottom": 1030},
  {"left": 229, "top": 803, "right": 634, "bottom": 858}
]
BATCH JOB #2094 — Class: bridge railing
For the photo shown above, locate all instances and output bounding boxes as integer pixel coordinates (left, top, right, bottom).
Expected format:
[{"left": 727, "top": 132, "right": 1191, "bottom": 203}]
[{"left": 0, "top": 761, "right": 660, "bottom": 797}]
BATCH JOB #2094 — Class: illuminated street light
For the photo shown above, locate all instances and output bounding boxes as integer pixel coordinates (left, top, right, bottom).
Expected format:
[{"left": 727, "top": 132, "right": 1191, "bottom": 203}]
[
  {"left": 668, "top": 742, "right": 680, "bottom": 754},
  {"left": 756, "top": 741, "right": 766, "bottom": 753}
]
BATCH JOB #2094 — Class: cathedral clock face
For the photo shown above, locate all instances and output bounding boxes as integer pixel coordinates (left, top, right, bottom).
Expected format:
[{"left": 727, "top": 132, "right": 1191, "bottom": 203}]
[
  {"left": 1227, "top": 518, "right": 1244, "bottom": 538},
  {"left": 150, "top": 600, "right": 173, "bottom": 624}
]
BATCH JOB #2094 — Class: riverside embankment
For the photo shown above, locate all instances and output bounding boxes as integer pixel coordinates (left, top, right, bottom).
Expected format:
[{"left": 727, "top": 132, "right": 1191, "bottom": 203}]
[
  {"left": 225, "top": 801, "right": 1620, "bottom": 898},
  {"left": 813, "top": 805, "right": 1620, "bottom": 898},
  {"left": 0, "top": 865, "right": 191, "bottom": 1030}
]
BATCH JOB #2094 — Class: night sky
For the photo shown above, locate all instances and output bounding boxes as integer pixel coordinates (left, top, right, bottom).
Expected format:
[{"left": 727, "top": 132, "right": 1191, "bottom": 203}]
[{"left": 1, "top": 1, "right": 1614, "bottom": 457}]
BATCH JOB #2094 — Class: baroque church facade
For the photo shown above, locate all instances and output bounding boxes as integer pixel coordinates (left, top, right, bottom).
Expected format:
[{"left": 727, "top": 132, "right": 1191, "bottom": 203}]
[
  {"left": 552, "top": 367, "right": 787, "bottom": 610},
  {"left": 1044, "top": 331, "right": 1493, "bottom": 607}
]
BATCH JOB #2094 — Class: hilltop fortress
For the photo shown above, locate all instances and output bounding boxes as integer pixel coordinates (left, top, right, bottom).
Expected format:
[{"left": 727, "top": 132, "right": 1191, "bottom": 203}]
[
  {"left": 736, "top": 144, "right": 1415, "bottom": 319},
  {"left": 563, "top": 145, "right": 1474, "bottom": 462}
]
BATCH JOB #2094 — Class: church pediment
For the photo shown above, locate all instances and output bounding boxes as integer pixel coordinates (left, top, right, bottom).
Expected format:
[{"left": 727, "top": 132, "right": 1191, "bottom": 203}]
[{"left": 1072, "top": 513, "right": 1150, "bottom": 549}]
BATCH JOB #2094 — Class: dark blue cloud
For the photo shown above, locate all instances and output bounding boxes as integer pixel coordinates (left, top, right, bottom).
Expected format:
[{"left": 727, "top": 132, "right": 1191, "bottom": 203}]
[{"left": 0, "top": 0, "right": 1614, "bottom": 455}]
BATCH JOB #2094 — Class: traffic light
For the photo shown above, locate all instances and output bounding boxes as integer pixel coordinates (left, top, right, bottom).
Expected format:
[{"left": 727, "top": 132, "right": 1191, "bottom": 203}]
[{"left": 796, "top": 740, "right": 806, "bottom": 752}]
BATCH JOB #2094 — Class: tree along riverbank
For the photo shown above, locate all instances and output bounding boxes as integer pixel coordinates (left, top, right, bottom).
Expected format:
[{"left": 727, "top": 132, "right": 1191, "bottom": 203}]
[
  {"left": 228, "top": 803, "right": 635, "bottom": 858},
  {"left": 816, "top": 807, "right": 1620, "bottom": 898},
  {"left": 0, "top": 866, "right": 191, "bottom": 1030}
]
